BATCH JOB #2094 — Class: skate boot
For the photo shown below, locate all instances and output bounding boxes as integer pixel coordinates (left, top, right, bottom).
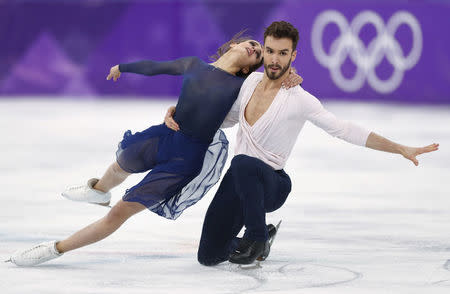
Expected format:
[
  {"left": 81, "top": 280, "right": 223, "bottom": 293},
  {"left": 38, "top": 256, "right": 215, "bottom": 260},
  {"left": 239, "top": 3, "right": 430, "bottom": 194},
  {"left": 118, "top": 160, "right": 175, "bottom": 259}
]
[
  {"left": 62, "top": 178, "right": 111, "bottom": 206},
  {"left": 229, "top": 238, "right": 268, "bottom": 265},
  {"left": 6, "top": 241, "right": 63, "bottom": 266}
]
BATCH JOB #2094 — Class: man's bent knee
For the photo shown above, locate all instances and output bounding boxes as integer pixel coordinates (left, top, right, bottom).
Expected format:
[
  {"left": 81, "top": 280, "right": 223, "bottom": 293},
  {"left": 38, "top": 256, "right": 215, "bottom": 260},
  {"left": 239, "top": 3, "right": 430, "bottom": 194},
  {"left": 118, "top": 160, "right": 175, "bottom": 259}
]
[
  {"left": 197, "top": 253, "right": 227, "bottom": 266},
  {"left": 197, "top": 240, "right": 229, "bottom": 266}
]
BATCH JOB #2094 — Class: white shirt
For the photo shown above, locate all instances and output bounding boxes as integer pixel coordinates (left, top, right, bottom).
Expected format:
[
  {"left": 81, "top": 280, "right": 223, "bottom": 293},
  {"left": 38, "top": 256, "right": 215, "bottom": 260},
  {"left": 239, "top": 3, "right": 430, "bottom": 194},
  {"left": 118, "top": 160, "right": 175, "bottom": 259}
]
[{"left": 221, "top": 72, "right": 371, "bottom": 170}]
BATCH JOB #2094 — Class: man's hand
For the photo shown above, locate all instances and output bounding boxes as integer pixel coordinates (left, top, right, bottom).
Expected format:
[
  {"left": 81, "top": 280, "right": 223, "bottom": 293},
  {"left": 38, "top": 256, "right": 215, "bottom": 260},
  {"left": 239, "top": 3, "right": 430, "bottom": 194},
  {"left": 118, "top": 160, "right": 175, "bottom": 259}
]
[
  {"left": 106, "top": 65, "right": 121, "bottom": 82},
  {"left": 164, "top": 106, "right": 180, "bottom": 131},
  {"left": 366, "top": 132, "right": 439, "bottom": 166},
  {"left": 282, "top": 67, "right": 303, "bottom": 89},
  {"left": 400, "top": 143, "right": 439, "bottom": 166}
]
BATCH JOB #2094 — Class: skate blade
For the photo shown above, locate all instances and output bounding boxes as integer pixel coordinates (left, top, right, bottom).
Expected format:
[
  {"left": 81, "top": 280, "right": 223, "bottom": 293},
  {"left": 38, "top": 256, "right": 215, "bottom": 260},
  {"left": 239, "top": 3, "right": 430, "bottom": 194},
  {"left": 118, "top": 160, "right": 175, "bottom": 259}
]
[
  {"left": 269, "top": 220, "right": 282, "bottom": 247},
  {"left": 61, "top": 192, "right": 111, "bottom": 208},
  {"left": 256, "top": 220, "right": 282, "bottom": 261},
  {"left": 238, "top": 261, "right": 262, "bottom": 270},
  {"left": 89, "top": 201, "right": 111, "bottom": 208}
]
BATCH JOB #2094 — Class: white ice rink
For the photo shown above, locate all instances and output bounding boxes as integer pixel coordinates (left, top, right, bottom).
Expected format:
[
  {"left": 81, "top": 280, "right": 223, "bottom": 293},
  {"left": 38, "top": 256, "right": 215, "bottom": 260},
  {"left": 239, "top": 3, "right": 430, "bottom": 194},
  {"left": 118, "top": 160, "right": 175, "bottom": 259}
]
[{"left": 0, "top": 98, "right": 449, "bottom": 293}]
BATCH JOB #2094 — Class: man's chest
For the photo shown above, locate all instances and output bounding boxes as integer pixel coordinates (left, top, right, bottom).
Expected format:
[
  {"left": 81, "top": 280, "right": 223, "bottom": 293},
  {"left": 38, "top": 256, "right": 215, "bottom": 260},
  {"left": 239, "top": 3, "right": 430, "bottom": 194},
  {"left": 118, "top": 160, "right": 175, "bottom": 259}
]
[{"left": 244, "top": 85, "right": 279, "bottom": 127}]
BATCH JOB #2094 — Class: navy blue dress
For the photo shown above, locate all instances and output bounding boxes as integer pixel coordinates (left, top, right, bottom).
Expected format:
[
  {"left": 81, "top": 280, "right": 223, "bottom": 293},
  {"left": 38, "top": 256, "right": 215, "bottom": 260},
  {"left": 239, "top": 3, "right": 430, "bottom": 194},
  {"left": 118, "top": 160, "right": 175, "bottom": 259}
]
[{"left": 116, "top": 57, "right": 244, "bottom": 219}]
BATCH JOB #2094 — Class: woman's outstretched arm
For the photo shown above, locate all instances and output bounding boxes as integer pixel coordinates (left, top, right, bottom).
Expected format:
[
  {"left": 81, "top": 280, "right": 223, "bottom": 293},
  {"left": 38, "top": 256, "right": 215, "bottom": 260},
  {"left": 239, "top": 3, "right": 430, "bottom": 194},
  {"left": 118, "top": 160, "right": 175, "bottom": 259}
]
[{"left": 107, "top": 57, "right": 197, "bottom": 81}]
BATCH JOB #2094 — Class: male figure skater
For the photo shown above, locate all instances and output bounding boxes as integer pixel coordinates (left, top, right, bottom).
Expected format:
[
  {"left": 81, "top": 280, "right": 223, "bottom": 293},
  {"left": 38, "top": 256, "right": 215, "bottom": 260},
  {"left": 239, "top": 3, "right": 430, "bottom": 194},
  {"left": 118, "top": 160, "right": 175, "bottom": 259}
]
[{"left": 173, "top": 21, "right": 439, "bottom": 265}]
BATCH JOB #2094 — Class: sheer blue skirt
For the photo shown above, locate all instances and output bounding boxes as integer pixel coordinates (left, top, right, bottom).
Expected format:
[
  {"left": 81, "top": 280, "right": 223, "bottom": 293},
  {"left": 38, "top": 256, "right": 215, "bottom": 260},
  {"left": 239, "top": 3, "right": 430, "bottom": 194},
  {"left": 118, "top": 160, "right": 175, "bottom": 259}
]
[{"left": 116, "top": 123, "right": 228, "bottom": 220}]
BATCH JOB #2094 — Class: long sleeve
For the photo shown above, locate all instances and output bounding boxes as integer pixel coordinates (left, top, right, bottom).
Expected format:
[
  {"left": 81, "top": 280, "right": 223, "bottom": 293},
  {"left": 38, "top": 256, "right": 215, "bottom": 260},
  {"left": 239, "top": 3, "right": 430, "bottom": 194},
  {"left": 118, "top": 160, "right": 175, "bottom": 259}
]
[
  {"left": 299, "top": 90, "right": 371, "bottom": 146},
  {"left": 229, "top": 72, "right": 370, "bottom": 170},
  {"left": 119, "top": 56, "right": 197, "bottom": 76},
  {"left": 220, "top": 93, "right": 241, "bottom": 129}
]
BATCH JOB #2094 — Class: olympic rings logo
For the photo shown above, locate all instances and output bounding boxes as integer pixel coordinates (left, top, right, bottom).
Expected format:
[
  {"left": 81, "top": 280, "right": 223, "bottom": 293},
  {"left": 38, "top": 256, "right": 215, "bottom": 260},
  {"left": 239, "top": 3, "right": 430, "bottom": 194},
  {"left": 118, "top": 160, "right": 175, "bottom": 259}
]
[{"left": 311, "top": 10, "right": 422, "bottom": 93}]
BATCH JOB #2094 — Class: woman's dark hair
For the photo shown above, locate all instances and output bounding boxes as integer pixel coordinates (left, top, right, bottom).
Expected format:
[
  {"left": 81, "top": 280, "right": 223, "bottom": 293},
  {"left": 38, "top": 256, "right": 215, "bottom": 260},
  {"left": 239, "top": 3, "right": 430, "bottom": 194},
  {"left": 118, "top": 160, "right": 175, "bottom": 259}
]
[{"left": 210, "top": 30, "right": 264, "bottom": 78}]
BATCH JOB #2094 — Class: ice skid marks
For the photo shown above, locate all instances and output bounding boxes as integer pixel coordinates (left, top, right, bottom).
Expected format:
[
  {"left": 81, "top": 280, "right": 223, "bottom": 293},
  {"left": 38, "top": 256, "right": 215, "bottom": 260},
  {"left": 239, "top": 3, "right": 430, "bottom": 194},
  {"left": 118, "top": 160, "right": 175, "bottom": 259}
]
[
  {"left": 215, "top": 260, "right": 362, "bottom": 291},
  {"left": 429, "top": 260, "right": 450, "bottom": 285}
]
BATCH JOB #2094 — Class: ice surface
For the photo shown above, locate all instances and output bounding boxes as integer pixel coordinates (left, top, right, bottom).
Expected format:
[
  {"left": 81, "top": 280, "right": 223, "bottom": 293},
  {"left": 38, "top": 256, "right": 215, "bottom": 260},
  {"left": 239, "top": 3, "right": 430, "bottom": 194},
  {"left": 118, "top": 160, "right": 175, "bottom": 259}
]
[{"left": 0, "top": 98, "right": 449, "bottom": 294}]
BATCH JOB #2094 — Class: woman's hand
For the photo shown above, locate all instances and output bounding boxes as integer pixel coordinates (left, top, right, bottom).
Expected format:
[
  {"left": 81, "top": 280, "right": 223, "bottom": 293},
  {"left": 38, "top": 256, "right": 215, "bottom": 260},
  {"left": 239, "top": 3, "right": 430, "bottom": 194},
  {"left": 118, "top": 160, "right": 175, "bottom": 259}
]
[
  {"left": 282, "top": 67, "right": 303, "bottom": 89},
  {"left": 106, "top": 65, "right": 121, "bottom": 82},
  {"left": 164, "top": 106, "right": 180, "bottom": 131}
]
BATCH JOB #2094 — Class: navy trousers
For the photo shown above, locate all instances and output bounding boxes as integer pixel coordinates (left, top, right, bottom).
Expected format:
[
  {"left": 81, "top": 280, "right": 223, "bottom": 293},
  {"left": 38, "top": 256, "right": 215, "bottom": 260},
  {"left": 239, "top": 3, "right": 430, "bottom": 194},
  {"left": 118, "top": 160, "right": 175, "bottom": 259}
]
[{"left": 197, "top": 154, "right": 292, "bottom": 266}]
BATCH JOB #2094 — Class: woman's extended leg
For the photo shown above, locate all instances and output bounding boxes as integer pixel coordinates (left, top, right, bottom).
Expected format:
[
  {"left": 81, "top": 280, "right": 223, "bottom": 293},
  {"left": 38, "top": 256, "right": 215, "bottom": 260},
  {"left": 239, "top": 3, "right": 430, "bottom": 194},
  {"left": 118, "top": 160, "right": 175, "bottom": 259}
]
[
  {"left": 94, "top": 162, "right": 131, "bottom": 193},
  {"left": 56, "top": 199, "right": 145, "bottom": 253},
  {"left": 8, "top": 200, "right": 146, "bottom": 266},
  {"left": 62, "top": 162, "right": 131, "bottom": 205}
]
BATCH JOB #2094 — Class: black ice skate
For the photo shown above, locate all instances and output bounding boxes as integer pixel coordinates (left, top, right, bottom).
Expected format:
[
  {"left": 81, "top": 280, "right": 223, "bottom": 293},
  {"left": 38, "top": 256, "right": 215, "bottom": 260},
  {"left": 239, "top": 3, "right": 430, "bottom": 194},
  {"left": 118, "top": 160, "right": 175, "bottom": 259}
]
[
  {"left": 229, "top": 220, "right": 281, "bottom": 265},
  {"left": 257, "top": 220, "right": 282, "bottom": 261},
  {"left": 229, "top": 238, "right": 268, "bottom": 265}
]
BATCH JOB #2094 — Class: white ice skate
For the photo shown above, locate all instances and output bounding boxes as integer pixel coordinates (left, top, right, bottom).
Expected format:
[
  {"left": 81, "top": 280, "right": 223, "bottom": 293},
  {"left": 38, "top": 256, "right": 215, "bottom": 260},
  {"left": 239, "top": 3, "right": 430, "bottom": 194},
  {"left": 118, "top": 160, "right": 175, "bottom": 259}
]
[
  {"left": 62, "top": 178, "right": 111, "bottom": 206},
  {"left": 5, "top": 241, "right": 63, "bottom": 266}
]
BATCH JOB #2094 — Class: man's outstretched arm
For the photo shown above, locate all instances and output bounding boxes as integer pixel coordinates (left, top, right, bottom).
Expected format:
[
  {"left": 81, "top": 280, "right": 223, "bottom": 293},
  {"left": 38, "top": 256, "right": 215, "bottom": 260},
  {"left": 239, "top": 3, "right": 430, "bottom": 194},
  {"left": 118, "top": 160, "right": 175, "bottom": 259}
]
[{"left": 365, "top": 132, "right": 439, "bottom": 166}]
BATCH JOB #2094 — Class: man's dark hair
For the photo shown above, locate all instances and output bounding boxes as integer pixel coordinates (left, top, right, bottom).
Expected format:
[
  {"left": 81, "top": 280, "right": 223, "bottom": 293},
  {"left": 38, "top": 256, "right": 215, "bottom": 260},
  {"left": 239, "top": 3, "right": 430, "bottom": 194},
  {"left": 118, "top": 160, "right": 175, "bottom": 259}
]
[
  {"left": 264, "top": 21, "right": 299, "bottom": 51},
  {"left": 210, "top": 29, "right": 264, "bottom": 78}
]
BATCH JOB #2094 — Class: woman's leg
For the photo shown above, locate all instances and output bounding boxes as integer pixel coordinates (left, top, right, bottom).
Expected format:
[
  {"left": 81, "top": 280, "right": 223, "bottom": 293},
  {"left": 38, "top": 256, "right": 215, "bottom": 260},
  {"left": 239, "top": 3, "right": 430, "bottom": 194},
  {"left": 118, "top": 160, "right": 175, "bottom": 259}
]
[
  {"left": 94, "top": 162, "right": 131, "bottom": 193},
  {"left": 56, "top": 199, "right": 145, "bottom": 253}
]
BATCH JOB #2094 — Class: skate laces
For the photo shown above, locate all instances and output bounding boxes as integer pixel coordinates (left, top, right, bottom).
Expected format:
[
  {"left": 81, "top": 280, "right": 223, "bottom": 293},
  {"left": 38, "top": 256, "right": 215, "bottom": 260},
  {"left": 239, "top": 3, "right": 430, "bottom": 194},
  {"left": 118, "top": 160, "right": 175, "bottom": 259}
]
[
  {"left": 18, "top": 244, "right": 50, "bottom": 260},
  {"left": 67, "top": 185, "right": 86, "bottom": 191}
]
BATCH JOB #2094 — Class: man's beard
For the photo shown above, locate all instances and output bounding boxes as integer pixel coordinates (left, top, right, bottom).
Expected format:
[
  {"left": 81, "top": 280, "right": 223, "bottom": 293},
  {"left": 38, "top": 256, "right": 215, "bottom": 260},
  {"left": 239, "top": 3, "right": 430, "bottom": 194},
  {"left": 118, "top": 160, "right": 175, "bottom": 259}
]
[{"left": 264, "top": 57, "right": 292, "bottom": 80}]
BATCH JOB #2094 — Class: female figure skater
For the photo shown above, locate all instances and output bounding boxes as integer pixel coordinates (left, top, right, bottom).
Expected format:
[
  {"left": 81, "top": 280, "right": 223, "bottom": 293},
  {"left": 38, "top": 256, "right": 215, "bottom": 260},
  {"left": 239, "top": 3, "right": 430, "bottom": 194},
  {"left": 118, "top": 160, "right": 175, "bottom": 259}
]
[{"left": 7, "top": 33, "right": 301, "bottom": 266}]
